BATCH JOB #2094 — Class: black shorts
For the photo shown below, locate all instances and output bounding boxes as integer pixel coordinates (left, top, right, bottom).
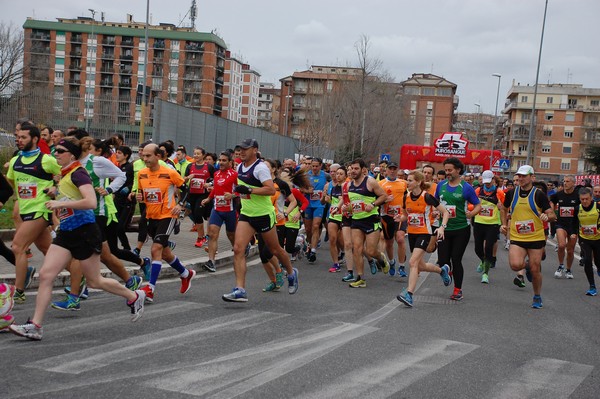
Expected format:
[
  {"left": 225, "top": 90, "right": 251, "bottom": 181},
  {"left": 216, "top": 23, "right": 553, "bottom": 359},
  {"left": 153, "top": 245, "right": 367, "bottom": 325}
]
[
  {"left": 342, "top": 216, "right": 352, "bottom": 228},
  {"left": 555, "top": 225, "right": 577, "bottom": 237},
  {"left": 511, "top": 240, "right": 546, "bottom": 250},
  {"left": 328, "top": 219, "right": 342, "bottom": 229},
  {"left": 20, "top": 212, "right": 52, "bottom": 225},
  {"left": 381, "top": 215, "right": 399, "bottom": 240},
  {"left": 147, "top": 218, "right": 177, "bottom": 247},
  {"left": 351, "top": 215, "right": 381, "bottom": 235},
  {"left": 53, "top": 222, "right": 102, "bottom": 260},
  {"left": 239, "top": 213, "right": 275, "bottom": 233},
  {"left": 95, "top": 215, "right": 110, "bottom": 242},
  {"left": 408, "top": 234, "right": 432, "bottom": 252}
]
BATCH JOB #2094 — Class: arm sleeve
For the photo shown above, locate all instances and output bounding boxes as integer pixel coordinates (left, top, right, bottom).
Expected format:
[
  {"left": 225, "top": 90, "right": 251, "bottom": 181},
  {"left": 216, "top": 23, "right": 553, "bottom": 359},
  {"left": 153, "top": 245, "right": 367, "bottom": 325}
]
[
  {"left": 424, "top": 193, "right": 440, "bottom": 207},
  {"left": 503, "top": 189, "right": 514, "bottom": 209},
  {"left": 535, "top": 190, "right": 551, "bottom": 212},
  {"left": 93, "top": 156, "right": 126, "bottom": 192},
  {"left": 292, "top": 188, "right": 310, "bottom": 211}
]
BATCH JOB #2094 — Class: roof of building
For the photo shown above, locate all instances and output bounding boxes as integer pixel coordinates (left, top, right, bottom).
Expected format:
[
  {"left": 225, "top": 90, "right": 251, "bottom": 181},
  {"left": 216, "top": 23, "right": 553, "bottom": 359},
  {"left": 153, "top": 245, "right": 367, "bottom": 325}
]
[
  {"left": 23, "top": 18, "right": 227, "bottom": 48},
  {"left": 507, "top": 83, "right": 600, "bottom": 97},
  {"left": 401, "top": 73, "right": 457, "bottom": 89}
]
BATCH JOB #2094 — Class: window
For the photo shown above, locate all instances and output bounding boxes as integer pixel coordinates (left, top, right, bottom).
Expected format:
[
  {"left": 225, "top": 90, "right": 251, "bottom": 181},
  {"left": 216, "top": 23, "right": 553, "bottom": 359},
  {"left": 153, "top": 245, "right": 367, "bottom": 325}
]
[
  {"left": 521, "top": 96, "right": 528, "bottom": 102},
  {"left": 541, "top": 145, "right": 551, "bottom": 153},
  {"left": 564, "top": 131, "right": 573, "bottom": 138},
  {"left": 563, "top": 145, "right": 572, "bottom": 154},
  {"left": 405, "top": 87, "right": 419, "bottom": 95},
  {"left": 437, "top": 88, "right": 452, "bottom": 96},
  {"left": 518, "top": 144, "right": 527, "bottom": 153},
  {"left": 546, "top": 96, "right": 553, "bottom": 104},
  {"left": 591, "top": 100, "right": 600, "bottom": 107},
  {"left": 540, "top": 161, "right": 550, "bottom": 169},
  {"left": 545, "top": 113, "right": 554, "bottom": 121},
  {"left": 565, "top": 113, "right": 575, "bottom": 122},
  {"left": 561, "top": 161, "right": 571, "bottom": 171},
  {"left": 543, "top": 129, "right": 552, "bottom": 137},
  {"left": 520, "top": 112, "right": 531, "bottom": 123},
  {"left": 423, "top": 87, "right": 435, "bottom": 95},
  {"left": 326, "top": 81, "right": 333, "bottom": 92}
]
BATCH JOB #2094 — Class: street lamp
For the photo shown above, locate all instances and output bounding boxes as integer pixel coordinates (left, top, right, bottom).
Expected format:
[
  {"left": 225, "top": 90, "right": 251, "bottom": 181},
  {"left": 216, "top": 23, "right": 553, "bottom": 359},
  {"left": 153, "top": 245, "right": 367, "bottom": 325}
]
[
  {"left": 491, "top": 73, "right": 502, "bottom": 170},
  {"left": 474, "top": 103, "right": 481, "bottom": 150},
  {"left": 85, "top": 9, "right": 97, "bottom": 132},
  {"left": 139, "top": 0, "right": 150, "bottom": 144}
]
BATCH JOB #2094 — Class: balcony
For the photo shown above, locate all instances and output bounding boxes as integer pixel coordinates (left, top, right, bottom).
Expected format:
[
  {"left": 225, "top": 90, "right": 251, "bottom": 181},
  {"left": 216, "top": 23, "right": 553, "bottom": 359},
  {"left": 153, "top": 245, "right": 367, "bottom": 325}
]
[
  {"left": 119, "top": 67, "right": 133, "bottom": 75},
  {"left": 215, "top": 77, "right": 224, "bottom": 86},
  {"left": 69, "top": 64, "right": 82, "bottom": 71},
  {"left": 184, "top": 58, "right": 203, "bottom": 66},
  {"left": 215, "top": 90, "right": 223, "bottom": 98},
  {"left": 119, "top": 80, "right": 132, "bottom": 88},
  {"left": 183, "top": 84, "right": 202, "bottom": 92},
  {"left": 70, "top": 49, "right": 83, "bottom": 57},
  {"left": 121, "top": 38, "right": 134, "bottom": 47},
  {"left": 185, "top": 43, "right": 204, "bottom": 52},
  {"left": 102, "top": 37, "right": 116, "bottom": 46},
  {"left": 216, "top": 49, "right": 225, "bottom": 59},
  {"left": 582, "top": 131, "right": 600, "bottom": 144},
  {"left": 100, "top": 79, "right": 114, "bottom": 87},
  {"left": 31, "top": 32, "right": 51, "bottom": 41},
  {"left": 70, "top": 34, "right": 83, "bottom": 43},
  {"left": 292, "top": 102, "right": 306, "bottom": 109},
  {"left": 183, "top": 74, "right": 201, "bottom": 80},
  {"left": 30, "top": 45, "right": 50, "bottom": 54},
  {"left": 68, "top": 78, "right": 81, "bottom": 85},
  {"left": 294, "top": 86, "right": 307, "bottom": 93},
  {"left": 101, "top": 52, "right": 115, "bottom": 60},
  {"left": 153, "top": 40, "right": 165, "bottom": 49},
  {"left": 120, "top": 54, "right": 134, "bottom": 61}
]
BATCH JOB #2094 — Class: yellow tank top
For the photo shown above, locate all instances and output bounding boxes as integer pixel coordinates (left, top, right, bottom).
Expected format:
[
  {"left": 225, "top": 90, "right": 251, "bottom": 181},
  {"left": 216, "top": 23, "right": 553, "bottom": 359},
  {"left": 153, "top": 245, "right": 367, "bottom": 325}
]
[{"left": 509, "top": 187, "right": 545, "bottom": 242}]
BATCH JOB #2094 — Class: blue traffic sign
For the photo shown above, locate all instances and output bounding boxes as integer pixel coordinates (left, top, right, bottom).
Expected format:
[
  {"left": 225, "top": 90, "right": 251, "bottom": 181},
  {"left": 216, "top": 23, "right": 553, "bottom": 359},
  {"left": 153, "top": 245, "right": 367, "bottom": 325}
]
[
  {"left": 380, "top": 154, "right": 390, "bottom": 162},
  {"left": 499, "top": 159, "right": 510, "bottom": 169}
]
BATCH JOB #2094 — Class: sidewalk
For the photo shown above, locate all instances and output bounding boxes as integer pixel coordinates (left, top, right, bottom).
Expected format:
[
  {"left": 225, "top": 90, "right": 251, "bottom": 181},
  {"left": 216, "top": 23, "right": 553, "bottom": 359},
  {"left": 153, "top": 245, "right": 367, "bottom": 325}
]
[{"left": 0, "top": 218, "right": 255, "bottom": 290}]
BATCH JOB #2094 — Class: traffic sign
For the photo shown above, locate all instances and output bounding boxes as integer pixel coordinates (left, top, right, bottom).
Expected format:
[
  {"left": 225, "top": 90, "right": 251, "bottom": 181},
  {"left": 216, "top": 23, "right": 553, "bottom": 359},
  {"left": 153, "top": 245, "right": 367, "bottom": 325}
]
[
  {"left": 380, "top": 154, "right": 390, "bottom": 162},
  {"left": 499, "top": 159, "right": 510, "bottom": 169}
]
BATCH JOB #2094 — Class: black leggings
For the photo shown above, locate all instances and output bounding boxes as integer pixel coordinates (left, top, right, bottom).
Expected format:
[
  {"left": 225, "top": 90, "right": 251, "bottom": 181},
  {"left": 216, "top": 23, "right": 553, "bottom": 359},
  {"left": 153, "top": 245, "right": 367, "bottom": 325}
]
[
  {"left": 137, "top": 202, "right": 148, "bottom": 244},
  {"left": 437, "top": 225, "right": 471, "bottom": 289},
  {"left": 257, "top": 234, "right": 273, "bottom": 264},
  {"left": 115, "top": 196, "right": 136, "bottom": 250},
  {"left": 276, "top": 225, "right": 300, "bottom": 254},
  {"left": 188, "top": 194, "right": 211, "bottom": 224},
  {"left": 473, "top": 222, "right": 499, "bottom": 264},
  {"left": 0, "top": 239, "right": 15, "bottom": 265},
  {"left": 580, "top": 238, "right": 600, "bottom": 287},
  {"left": 105, "top": 218, "right": 142, "bottom": 266}
]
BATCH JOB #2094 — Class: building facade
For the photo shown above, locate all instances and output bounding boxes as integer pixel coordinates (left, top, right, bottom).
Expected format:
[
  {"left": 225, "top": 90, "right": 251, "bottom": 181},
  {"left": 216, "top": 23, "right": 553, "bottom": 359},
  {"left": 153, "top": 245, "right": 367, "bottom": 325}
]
[
  {"left": 22, "top": 17, "right": 227, "bottom": 138},
  {"left": 223, "top": 51, "right": 243, "bottom": 123},
  {"left": 257, "top": 83, "right": 281, "bottom": 133},
  {"left": 240, "top": 64, "right": 260, "bottom": 127},
  {"left": 502, "top": 82, "right": 600, "bottom": 177}
]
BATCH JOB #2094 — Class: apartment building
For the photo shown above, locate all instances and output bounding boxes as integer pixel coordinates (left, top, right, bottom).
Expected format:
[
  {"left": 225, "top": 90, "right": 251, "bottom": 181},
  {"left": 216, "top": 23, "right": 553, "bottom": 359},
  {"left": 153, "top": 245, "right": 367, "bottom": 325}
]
[
  {"left": 257, "top": 83, "right": 281, "bottom": 133},
  {"left": 502, "top": 82, "right": 600, "bottom": 177},
  {"left": 240, "top": 64, "right": 260, "bottom": 127},
  {"left": 22, "top": 17, "right": 227, "bottom": 137},
  {"left": 399, "top": 73, "right": 458, "bottom": 147},
  {"left": 454, "top": 112, "right": 497, "bottom": 150},
  {"left": 223, "top": 51, "right": 243, "bottom": 123}
]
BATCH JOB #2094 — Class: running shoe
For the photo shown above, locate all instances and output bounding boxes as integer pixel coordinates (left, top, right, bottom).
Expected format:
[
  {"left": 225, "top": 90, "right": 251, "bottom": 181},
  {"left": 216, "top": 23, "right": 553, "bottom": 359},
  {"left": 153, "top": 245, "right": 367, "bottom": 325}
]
[
  {"left": 513, "top": 275, "right": 526, "bottom": 288},
  {"left": 275, "top": 271, "right": 285, "bottom": 289},
  {"left": 168, "top": 241, "right": 177, "bottom": 250},
  {"left": 140, "top": 285, "right": 154, "bottom": 303},
  {"left": 504, "top": 240, "right": 510, "bottom": 250},
  {"left": 525, "top": 260, "right": 532, "bottom": 282},
  {"left": 51, "top": 294, "right": 80, "bottom": 311},
  {"left": 132, "top": 248, "right": 141, "bottom": 257},
  {"left": 586, "top": 286, "right": 597, "bottom": 296},
  {"left": 397, "top": 289, "right": 413, "bottom": 307},
  {"left": 13, "top": 290, "right": 25, "bottom": 304},
  {"left": 64, "top": 282, "right": 89, "bottom": 300},
  {"left": 245, "top": 243, "right": 251, "bottom": 257},
  {"left": 125, "top": 276, "right": 143, "bottom": 291},
  {"left": 554, "top": 265, "right": 565, "bottom": 278},
  {"left": 388, "top": 260, "right": 396, "bottom": 276},
  {"left": 565, "top": 270, "right": 574, "bottom": 279},
  {"left": 481, "top": 273, "right": 489, "bottom": 284},
  {"left": 380, "top": 252, "right": 390, "bottom": 274},
  {"left": 203, "top": 260, "right": 216, "bottom": 273},
  {"left": 342, "top": 272, "right": 356, "bottom": 282},
  {"left": 440, "top": 264, "right": 452, "bottom": 286},
  {"left": 288, "top": 268, "right": 299, "bottom": 294},
  {"left": 369, "top": 259, "right": 378, "bottom": 275},
  {"left": 262, "top": 282, "right": 278, "bottom": 292},
  {"left": 398, "top": 265, "right": 407, "bottom": 278},
  {"left": 349, "top": 279, "right": 366, "bottom": 288},
  {"left": 307, "top": 251, "right": 317, "bottom": 263},
  {"left": 328, "top": 263, "right": 341, "bottom": 273},
  {"left": 0, "top": 314, "right": 14, "bottom": 331},
  {"left": 141, "top": 257, "right": 151, "bottom": 282},
  {"left": 195, "top": 236, "right": 207, "bottom": 248},
  {"left": 129, "top": 290, "right": 145, "bottom": 322},
  {"left": 579, "top": 258, "right": 585, "bottom": 267},
  {"left": 180, "top": 269, "right": 196, "bottom": 294},
  {"left": 476, "top": 262, "right": 484, "bottom": 274},
  {"left": 9, "top": 319, "right": 43, "bottom": 340},
  {"left": 531, "top": 295, "right": 543, "bottom": 309},
  {"left": 222, "top": 287, "right": 248, "bottom": 302},
  {"left": 449, "top": 289, "right": 463, "bottom": 301},
  {"left": 24, "top": 266, "right": 36, "bottom": 290}
]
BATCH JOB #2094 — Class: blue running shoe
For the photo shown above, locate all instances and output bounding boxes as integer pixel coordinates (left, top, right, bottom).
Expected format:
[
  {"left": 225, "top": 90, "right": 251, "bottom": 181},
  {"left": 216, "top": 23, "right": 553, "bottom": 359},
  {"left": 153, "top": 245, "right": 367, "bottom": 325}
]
[
  {"left": 342, "top": 272, "right": 356, "bottom": 282},
  {"left": 440, "top": 264, "right": 452, "bottom": 286},
  {"left": 531, "top": 295, "right": 543, "bottom": 309},
  {"left": 51, "top": 294, "right": 81, "bottom": 311},
  {"left": 24, "top": 266, "right": 36, "bottom": 290},
  {"left": 398, "top": 265, "right": 407, "bottom": 278},
  {"left": 369, "top": 259, "right": 378, "bottom": 275},
  {"left": 222, "top": 287, "right": 248, "bottom": 302},
  {"left": 64, "top": 279, "right": 89, "bottom": 300},
  {"left": 397, "top": 290, "right": 413, "bottom": 307},
  {"left": 132, "top": 248, "right": 141, "bottom": 257},
  {"left": 389, "top": 260, "right": 396, "bottom": 276},
  {"left": 288, "top": 268, "right": 299, "bottom": 294},
  {"left": 586, "top": 286, "right": 597, "bottom": 296},
  {"left": 126, "top": 276, "right": 143, "bottom": 291},
  {"left": 142, "top": 257, "right": 151, "bottom": 281}
]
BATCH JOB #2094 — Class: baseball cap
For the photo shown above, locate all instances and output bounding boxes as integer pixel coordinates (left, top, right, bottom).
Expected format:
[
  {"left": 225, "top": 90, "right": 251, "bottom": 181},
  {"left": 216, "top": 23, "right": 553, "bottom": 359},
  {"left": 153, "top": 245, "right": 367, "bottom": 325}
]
[
  {"left": 516, "top": 165, "right": 535, "bottom": 176},
  {"left": 238, "top": 138, "right": 259, "bottom": 149},
  {"left": 481, "top": 170, "right": 495, "bottom": 183},
  {"left": 387, "top": 162, "right": 398, "bottom": 169},
  {"left": 374, "top": 167, "right": 381, "bottom": 172}
]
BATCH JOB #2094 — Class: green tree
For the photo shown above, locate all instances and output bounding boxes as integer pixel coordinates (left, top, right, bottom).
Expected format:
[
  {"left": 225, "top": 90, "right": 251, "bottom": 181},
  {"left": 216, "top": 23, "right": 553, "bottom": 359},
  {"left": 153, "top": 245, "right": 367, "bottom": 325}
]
[{"left": 585, "top": 145, "right": 600, "bottom": 173}]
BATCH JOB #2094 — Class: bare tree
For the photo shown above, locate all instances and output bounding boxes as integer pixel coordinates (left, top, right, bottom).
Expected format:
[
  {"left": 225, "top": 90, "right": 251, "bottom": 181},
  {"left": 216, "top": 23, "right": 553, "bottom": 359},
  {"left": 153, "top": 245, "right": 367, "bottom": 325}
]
[{"left": 0, "top": 22, "right": 24, "bottom": 94}]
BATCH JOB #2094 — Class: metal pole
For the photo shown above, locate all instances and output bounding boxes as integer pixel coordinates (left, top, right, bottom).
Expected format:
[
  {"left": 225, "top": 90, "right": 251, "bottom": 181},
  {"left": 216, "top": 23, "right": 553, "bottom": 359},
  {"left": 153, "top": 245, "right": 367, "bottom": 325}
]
[
  {"left": 474, "top": 103, "right": 480, "bottom": 150},
  {"left": 139, "top": 0, "right": 150, "bottom": 145},
  {"left": 85, "top": 9, "right": 96, "bottom": 132},
  {"left": 491, "top": 73, "right": 502, "bottom": 170},
  {"left": 526, "top": 0, "right": 549, "bottom": 166}
]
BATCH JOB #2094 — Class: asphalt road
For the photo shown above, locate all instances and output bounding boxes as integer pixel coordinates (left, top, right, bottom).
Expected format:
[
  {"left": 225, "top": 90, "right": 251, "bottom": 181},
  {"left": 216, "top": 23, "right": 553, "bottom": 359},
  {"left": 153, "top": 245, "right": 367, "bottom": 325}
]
[{"left": 2, "top": 233, "right": 599, "bottom": 398}]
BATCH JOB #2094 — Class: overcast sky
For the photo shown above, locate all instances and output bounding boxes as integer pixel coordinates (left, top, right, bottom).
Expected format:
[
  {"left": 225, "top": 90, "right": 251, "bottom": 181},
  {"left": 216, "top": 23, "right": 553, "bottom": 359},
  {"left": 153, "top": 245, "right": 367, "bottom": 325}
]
[{"left": 3, "top": 0, "right": 598, "bottom": 115}]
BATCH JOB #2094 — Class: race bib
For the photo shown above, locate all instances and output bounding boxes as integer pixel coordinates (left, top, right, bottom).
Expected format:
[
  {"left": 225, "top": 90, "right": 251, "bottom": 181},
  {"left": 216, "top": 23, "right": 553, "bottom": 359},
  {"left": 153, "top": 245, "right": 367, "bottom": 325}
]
[
  {"left": 446, "top": 205, "right": 457, "bottom": 218},
  {"left": 330, "top": 205, "right": 340, "bottom": 215},
  {"left": 144, "top": 188, "right": 163, "bottom": 204},
  {"left": 58, "top": 207, "right": 74, "bottom": 221},
  {"left": 480, "top": 206, "right": 494, "bottom": 217},
  {"left": 310, "top": 190, "right": 323, "bottom": 201},
  {"left": 190, "top": 178, "right": 205, "bottom": 192},
  {"left": 18, "top": 183, "right": 38, "bottom": 199},
  {"left": 515, "top": 219, "right": 535, "bottom": 234},
  {"left": 351, "top": 201, "right": 366, "bottom": 213},
  {"left": 559, "top": 207, "right": 574, "bottom": 217},
  {"left": 408, "top": 213, "right": 425, "bottom": 227},
  {"left": 581, "top": 225, "right": 598, "bottom": 237},
  {"left": 386, "top": 205, "right": 401, "bottom": 217},
  {"left": 215, "top": 195, "right": 231, "bottom": 207},
  {"left": 239, "top": 193, "right": 251, "bottom": 200}
]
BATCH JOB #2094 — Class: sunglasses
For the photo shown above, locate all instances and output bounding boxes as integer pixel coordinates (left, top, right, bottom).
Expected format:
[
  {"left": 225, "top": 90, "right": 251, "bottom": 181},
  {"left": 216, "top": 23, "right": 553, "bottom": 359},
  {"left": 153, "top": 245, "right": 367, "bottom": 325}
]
[
  {"left": 218, "top": 159, "right": 229, "bottom": 162},
  {"left": 55, "top": 148, "right": 70, "bottom": 154}
]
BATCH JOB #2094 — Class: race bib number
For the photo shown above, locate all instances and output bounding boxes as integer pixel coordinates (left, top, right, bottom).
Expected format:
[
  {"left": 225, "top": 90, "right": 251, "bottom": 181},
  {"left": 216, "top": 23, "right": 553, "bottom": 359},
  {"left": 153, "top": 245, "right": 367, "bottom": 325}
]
[
  {"left": 190, "top": 178, "right": 205, "bottom": 192},
  {"left": 310, "top": 190, "right": 323, "bottom": 201},
  {"left": 239, "top": 193, "right": 251, "bottom": 200},
  {"left": 215, "top": 195, "right": 231, "bottom": 207},
  {"left": 408, "top": 213, "right": 425, "bottom": 227},
  {"left": 386, "top": 205, "right": 401, "bottom": 217},
  {"left": 58, "top": 207, "right": 74, "bottom": 221},
  {"left": 559, "top": 207, "right": 574, "bottom": 217},
  {"left": 480, "top": 206, "right": 494, "bottom": 217},
  {"left": 581, "top": 225, "right": 598, "bottom": 237},
  {"left": 351, "top": 201, "right": 366, "bottom": 213},
  {"left": 515, "top": 219, "right": 535, "bottom": 234},
  {"left": 446, "top": 205, "right": 457, "bottom": 218},
  {"left": 144, "top": 188, "right": 163, "bottom": 204},
  {"left": 18, "top": 183, "right": 38, "bottom": 199}
]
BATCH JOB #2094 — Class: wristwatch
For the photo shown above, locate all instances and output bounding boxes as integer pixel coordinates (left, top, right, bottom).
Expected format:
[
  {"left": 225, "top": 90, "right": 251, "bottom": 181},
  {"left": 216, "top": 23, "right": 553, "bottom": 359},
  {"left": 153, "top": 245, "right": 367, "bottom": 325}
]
[{"left": 441, "top": 224, "right": 447, "bottom": 228}]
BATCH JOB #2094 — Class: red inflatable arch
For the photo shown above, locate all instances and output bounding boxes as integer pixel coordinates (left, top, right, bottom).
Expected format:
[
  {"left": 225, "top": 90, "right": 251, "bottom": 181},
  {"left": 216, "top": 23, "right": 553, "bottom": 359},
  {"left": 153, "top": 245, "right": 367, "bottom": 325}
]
[{"left": 399, "top": 132, "right": 502, "bottom": 170}]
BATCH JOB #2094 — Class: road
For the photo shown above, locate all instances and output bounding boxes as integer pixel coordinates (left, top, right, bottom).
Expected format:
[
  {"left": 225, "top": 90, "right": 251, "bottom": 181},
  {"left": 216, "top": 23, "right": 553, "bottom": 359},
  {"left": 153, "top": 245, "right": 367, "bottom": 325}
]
[{"left": 2, "top": 233, "right": 599, "bottom": 398}]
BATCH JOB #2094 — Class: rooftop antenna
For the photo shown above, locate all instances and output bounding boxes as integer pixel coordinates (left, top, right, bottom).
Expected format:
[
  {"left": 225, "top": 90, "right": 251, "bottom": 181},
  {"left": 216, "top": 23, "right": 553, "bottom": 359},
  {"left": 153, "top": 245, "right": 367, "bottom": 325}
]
[{"left": 190, "top": 0, "right": 197, "bottom": 29}]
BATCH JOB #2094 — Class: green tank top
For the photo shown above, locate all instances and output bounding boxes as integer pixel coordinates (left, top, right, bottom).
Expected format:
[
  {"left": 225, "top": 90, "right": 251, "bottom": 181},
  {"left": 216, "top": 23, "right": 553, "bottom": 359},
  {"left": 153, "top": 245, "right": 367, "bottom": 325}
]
[
  {"left": 348, "top": 177, "right": 378, "bottom": 220},
  {"left": 8, "top": 152, "right": 60, "bottom": 215},
  {"left": 437, "top": 181, "right": 469, "bottom": 231},
  {"left": 284, "top": 206, "right": 301, "bottom": 229},
  {"left": 237, "top": 160, "right": 275, "bottom": 218}
]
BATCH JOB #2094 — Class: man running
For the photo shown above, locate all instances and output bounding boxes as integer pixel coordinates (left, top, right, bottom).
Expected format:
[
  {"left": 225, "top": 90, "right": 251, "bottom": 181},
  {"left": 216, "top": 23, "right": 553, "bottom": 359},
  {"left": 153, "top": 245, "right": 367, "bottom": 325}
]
[
  {"left": 549, "top": 175, "right": 579, "bottom": 279},
  {"left": 576, "top": 187, "right": 600, "bottom": 296},
  {"left": 303, "top": 157, "right": 330, "bottom": 263}
]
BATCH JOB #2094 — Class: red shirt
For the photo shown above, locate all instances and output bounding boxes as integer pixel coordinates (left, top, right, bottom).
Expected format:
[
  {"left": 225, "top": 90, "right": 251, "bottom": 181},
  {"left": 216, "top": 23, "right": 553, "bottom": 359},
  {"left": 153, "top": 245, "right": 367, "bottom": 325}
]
[
  {"left": 186, "top": 163, "right": 213, "bottom": 194},
  {"left": 208, "top": 168, "right": 238, "bottom": 212},
  {"left": 292, "top": 188, "right": 309, "bottom": 211}
]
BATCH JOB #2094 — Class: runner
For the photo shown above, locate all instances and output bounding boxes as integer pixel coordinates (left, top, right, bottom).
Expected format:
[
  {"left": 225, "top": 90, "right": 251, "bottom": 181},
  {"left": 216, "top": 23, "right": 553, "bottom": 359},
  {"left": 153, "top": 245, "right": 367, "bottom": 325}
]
[
  {"left": 343, "top": 158, "right": 390, "bottom": 288},
  {"left": 379, "top": 162, "right": 408, "bottom": 277},
  {"left": 303, "top": 157, "right": 330, "bottom": 263},
  {"left": 184, "top": 146, "right": 215, "bottom": 248},
  {"left": 397, "top": 170, "right": 451, "bottom": 307},
  {"left": 549, "top": 175, "right": 580, "bottom": 279},
  {"left": 222, "top": 139, "right": 298, "bottom": 302},
  {"left": 138, "top": 144, "right": 196, "bottom": 303},
  {"left": 9, "top": 137, "right": 144, "bottom": 341},
  {"left": 200, "top": 151, "right": 238, "bottom": 273},
  {"left": 323, "top": 166, "right": 347, "bottom": 273},
  {"left": 435, "top": 157, "right": 481, "bottom": 300},
  {"left": 500, "top": 165, "right": 555, "bottom": 309},
  {"left": 575, "top": 187, "right": 600, "bottom": 296},
  {"left": 0, "top": 173, "right": 15, "bottom": 268},
  {"left": 7, "top": 123, "right": 61, "bottom": 303}
]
